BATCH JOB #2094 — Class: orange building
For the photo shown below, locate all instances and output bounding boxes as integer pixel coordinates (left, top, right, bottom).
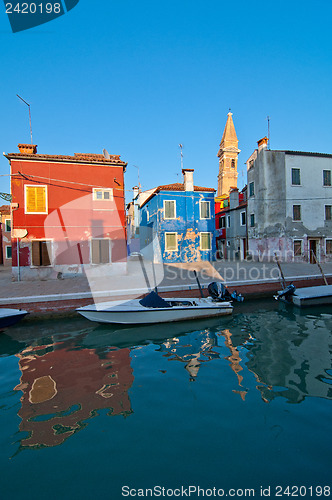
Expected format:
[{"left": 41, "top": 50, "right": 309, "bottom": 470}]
[{"left": 5, "top": 144, "right": 127, "bottom": 280}]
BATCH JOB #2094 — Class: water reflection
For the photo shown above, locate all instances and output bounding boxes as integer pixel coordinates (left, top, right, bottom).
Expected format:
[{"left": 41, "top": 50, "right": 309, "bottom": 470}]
[
  {"left": 13, "top": 336, "right": 134, "bottom": 450},
  {"left": 157, "top": 329, "right": 220, "bottom": 381},
  {"left": 1, "top": 304, "right": 332, "bottom": 454},
  {"left": 244, "top": 307, "right": 332, "bottom": 403}
]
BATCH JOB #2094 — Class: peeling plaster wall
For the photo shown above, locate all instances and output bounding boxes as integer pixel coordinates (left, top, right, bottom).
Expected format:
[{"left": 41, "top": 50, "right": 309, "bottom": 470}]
[
  {"left": 139, "top": 190, "right": 216, "bottom": 263},
  {"left": 247, "top": 149, "right": 332, "bottom": 261}
]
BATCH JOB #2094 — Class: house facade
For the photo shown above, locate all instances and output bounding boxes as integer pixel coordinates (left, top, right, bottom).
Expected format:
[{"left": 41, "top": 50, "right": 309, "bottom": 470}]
[
  {"left": 215, "top": 187, "right": 247, "bottom": 260},
  {"left": 5, "top": 144, "right": 127, "bottom": 280},
  {"left": 247, "top": 138, "right": 332, "bottom": 262},
  {"left": 0, "top": 204, "right": 12, "bottom": 266},
  {"left": 139, "top": 169, "right": 216, "bottom": 263}
]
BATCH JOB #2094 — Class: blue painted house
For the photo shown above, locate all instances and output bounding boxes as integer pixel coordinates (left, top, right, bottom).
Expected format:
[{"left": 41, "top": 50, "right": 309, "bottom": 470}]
[{"left": 139, "top": 169, "right": 216, "bottom": 263}]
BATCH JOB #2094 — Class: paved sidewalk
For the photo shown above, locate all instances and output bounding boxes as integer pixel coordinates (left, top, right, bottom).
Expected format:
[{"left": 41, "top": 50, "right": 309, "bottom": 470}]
[{"left": 0, "top": 260, "right": 331, "bottom": 302}]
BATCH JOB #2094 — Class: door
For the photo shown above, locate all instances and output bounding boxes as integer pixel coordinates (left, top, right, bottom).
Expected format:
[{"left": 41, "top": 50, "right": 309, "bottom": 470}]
[
  {"left": 241, "top": 238, "right": 247, "bottom": 260},
  {"left": 309, "top": 239, "right": 318, "bottom": 264}
]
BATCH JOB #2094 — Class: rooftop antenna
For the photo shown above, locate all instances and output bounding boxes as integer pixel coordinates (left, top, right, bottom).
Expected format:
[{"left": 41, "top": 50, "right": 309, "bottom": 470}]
[
  {"left": 267, "top": 115, "right": 270, "bottom": 149},
  {"left": 103, "top": 148, "right": 110, "bottom": 159},
  {"left": 17, "top": 94, "right": 33, "bottom": 144},
  {"left": 133, "top": 165, "right": 141, "bottom": 190},
  {"left": 179, "top": 144, "right": 183, "bottom": 170}
]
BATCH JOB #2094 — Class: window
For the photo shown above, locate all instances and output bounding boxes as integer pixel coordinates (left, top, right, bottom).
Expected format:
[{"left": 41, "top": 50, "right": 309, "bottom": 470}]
[
  {"left": 326, "top": 239, "right": 332, "bottom": 255},
  {"left": 5, "top": 246, "right": 12, "bottom": 259},
  {"left": 25, "top": 185, "right": 48, "bottom": 214},
  {"left": 200, "top": 200, "right": 210, "bottom": 219},
  {"left": 91, "top": 239, "right": 110, "bottom": 264},
  {"left": 218, "top": 216, "right": 226, "bottom": 229},
  {"left": 293, "top": 205, "right": 301, "bottom": 221},
  {"left": 200, "top": 232, "right": 211, "bottom": 250},
  {"left": 231, "top": 159, "right": 236, "bottom": 169},
  {"left": 31, "top": 241, "right": 52, "bottom": 266},
  {"left": 249, "top": 182, "right": 255, "bottom": 197},
  {"left": 293, "top": 240, "right": 302, "bottom": 257},
  {"left": 325, "top": 205, "right": 332, "bottom": 221},
  {"left": 227, "top": 215, "right": 231, "bottom": 228},
  {"left": 291, "top": 168, "right": 301, "bottom": 185},
  {"left": 164, "top": 200, "right": 176, "bottom": 219},
  {"left": 4, "top": 219, "right": 11, "bottom": 232},
  {"left": 227, "top": 240, "right": 231, "bottom": 247},
  {"left": 240, "top": 211, "right": 246, "bottom": 226},
  {"left": 93, "top": 188, "right": 113, "bottom": 201},
  {"left": 165, "top": 232, "right": 178, "bottom": 251},
  {"left": 250, "top": 214, "right": 255, "bottom": 227},
  {"left": 323, "top": 170, "right": 331, "bottom": 187}
]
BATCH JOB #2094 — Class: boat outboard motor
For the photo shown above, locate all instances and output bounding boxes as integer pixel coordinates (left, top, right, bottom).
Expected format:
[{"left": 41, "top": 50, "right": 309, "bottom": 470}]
[
  {"left": 230, "top": 290, "right": 244, "bottom": 303},
  {"left": 208, "top": 282, "right": 244, "bottom": 302},
  {"left": 275, "top": 283, "right": 296, "bottom": 301},
  {"left": 208, "top": 282, "right": 231, "bottom": 301}
]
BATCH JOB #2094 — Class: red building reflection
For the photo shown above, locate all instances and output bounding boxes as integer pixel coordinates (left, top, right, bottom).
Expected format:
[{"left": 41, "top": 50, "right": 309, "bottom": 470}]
[{"left": 14, "top": 342, "right": 134, "bottom": 449}]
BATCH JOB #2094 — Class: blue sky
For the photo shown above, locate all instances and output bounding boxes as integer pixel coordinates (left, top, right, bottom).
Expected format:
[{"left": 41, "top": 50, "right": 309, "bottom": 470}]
[{"left": 1, "top": 0, "right": 332, "bottom": 201}]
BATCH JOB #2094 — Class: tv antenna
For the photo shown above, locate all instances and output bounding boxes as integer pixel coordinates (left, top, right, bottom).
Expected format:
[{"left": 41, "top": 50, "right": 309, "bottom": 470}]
[
  {"left": 267, "top": 116, "right": 270, "bottom": 148},
  {"left": 133, "top": 165, "right": 141, "bottom": 190},
  {"left": 103, "top": 148, "right": 110, "bottom": 159},
  {"left": 17, "top": 94, "right": 33, "bottom": 144},
  {"left": 179, "top": 144, "right": 183, "bottom": 170}
]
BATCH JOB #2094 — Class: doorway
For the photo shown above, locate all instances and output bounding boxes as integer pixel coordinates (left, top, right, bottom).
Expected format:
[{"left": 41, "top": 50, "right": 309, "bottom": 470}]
[
  {"left": 309, "top": 239, "right": 319, "bottom": 263},
  {"left": 241, "top": 238, "right": 247, "bottom": 260}
]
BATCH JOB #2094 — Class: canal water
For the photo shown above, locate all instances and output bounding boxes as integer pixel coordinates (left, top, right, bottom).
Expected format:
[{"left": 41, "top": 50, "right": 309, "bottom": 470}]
[{"left": 0, "top": 301, "right": 331, "bottom": 499}]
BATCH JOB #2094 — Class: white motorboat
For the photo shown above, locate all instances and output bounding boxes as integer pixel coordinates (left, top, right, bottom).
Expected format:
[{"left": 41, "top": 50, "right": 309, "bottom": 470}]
[
  {"left": 0, "top": 308, "right": 29, "bottom": 329},
  {"left": 77, "top": 290, "right": 233, "bottom": 325}
]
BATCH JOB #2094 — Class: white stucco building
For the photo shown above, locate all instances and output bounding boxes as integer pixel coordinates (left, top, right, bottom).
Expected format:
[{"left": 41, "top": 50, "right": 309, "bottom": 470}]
[{"left": 247, "top": 138, "right": 332, "bottom": 262}]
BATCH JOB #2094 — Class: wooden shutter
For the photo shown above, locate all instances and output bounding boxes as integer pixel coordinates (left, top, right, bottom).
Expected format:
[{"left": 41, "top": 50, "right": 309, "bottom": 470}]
[
  {"left": 26, "top": 186, "right": 47, "bottom": 213},
  {"left": 91, "top": 239, "right": 110, "bottom": 264},
  {"left": 31, "top": 241, "right": 51, "bottom": 266},
  {"left": 100, "top": 240, "right": 110, "bottom": 263},
  {"left": 201, "top": 201, "right": 210, "bottom": 219},
  {"left": 201, "top": 233, "right": 210, "bottom": 250},
  {"left": 31, "top": 241, "right": 41, "bottom": 266},
  {"left": 91, "top": 239, "right": 100, "bottom": 264},
  {"left": 166, "top": 233, "right": 177, "bottom": 251},
  {"left": 41, "top": 241, "right": 51, "bottom": 266},
  {"left": 165, "top": 201, "right": 175, "bottom": 219}
]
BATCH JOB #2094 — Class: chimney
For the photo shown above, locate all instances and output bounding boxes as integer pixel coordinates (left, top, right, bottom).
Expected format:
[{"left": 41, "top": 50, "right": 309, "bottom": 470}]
[
  {"left": 229, "top": 188, "right": 239, "bottom": 209},
  {"left": 18, "top": 143, "right": 37, "bottom": 154},
  {"left": 182, "top": 168, "right": 194, "bottom": 191},
  {"left": 257, "top": 137, "right": 268, "bottom": 152}
]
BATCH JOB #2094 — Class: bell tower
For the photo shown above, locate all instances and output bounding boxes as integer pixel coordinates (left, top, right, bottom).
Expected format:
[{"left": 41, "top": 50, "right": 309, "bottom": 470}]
[{"left": 217, "top": 112, "right": 240, "bottom": 196}]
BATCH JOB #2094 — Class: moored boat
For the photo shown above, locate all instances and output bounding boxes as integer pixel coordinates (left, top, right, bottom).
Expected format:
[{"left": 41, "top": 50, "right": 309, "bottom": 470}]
[
  {"left": 275, "top": 284, "right": 332, "bottom": 307},
  {"left": 0, "top": 308, "right": 29, "bottom": 329},
  {"left": 77, "top": 290, "right": 233, "bottom": 325}
]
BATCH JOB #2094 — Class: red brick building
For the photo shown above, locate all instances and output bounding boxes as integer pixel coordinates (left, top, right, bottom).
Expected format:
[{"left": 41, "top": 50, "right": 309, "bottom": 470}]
[{"left": 5, "top": 144, "right": 127, "bottom": 280}]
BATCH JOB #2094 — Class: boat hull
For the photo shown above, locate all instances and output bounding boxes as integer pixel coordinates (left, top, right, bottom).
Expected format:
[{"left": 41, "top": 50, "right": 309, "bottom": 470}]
[
  {"left": 77, "top": 298, "right": 233, "bottom": 325},
  {"left": 0, "top": 309, "right": 29, "bottom": 329}
]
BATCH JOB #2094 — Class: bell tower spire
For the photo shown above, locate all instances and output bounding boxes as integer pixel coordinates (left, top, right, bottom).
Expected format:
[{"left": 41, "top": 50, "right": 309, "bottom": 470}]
[{"left": 217, "top": 112, "right": 240, "bottom": 196}]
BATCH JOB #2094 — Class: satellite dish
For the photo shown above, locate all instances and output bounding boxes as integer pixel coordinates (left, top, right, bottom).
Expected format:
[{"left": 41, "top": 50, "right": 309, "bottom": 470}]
[{"left": 103, "top": 149, "right": 110, "bottom": 159}]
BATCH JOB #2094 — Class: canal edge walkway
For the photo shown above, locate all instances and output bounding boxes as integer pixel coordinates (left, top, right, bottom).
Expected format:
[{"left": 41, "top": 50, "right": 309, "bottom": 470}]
[{"left": 0, "top": 261, "right": 331, "bottom": 315}]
